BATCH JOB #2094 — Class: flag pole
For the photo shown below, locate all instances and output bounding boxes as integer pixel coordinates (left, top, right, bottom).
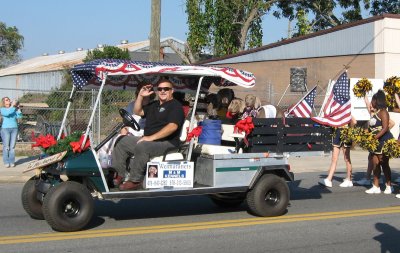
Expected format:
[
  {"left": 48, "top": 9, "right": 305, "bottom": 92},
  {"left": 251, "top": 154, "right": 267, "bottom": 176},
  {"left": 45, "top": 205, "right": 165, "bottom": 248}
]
[
  {"left": 318, "top": 79, "right": 333, "bottom": 117},
  {"left": 286, "top": 85, "right": 317, "bottom": 116}
]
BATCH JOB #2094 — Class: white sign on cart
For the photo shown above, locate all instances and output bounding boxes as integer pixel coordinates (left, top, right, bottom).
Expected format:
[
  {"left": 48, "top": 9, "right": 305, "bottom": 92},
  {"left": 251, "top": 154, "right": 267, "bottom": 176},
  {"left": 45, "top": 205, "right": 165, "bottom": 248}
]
[{"left": 145, "top": 161, "right": 194, "bottom": 189}]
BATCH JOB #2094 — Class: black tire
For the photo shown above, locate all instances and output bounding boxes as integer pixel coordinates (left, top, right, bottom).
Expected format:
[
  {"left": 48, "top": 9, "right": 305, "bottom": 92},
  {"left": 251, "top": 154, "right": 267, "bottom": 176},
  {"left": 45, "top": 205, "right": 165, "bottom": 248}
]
[
  {"left": 42, "top": 181, "right": 94, "bottom": 232},
  {"left": 209, "top": 193, "right": 246, "bottom": 208},
  {"left": 247, "top": 174, "right": 289, "bottom": 217},
  {"left": 21, "top": 177, "right": 44, "bottom": 220}
]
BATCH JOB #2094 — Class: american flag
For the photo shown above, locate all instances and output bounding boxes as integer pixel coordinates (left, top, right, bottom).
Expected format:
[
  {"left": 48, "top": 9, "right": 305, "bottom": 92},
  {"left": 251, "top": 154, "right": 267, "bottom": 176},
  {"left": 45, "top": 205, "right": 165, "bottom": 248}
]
[
  {"left": 312, "top": 72, "right": 351, "bottom": 127},
  {"left": 287, "top": 86, "right": 316, "bottom": 118}
]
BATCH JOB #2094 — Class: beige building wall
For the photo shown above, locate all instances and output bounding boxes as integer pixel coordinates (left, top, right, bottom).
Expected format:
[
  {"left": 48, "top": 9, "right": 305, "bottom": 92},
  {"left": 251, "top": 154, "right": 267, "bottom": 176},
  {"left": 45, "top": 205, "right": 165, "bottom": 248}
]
[{"left": 215, "top": 54, "right": 375, "bottom": 109}]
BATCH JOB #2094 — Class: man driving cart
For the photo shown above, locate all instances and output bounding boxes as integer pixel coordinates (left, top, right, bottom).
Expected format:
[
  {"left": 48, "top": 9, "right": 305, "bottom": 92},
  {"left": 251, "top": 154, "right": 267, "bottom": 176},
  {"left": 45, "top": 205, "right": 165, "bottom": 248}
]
[{"left": 111, "top": 78, "right": 185, "bottom": 191}]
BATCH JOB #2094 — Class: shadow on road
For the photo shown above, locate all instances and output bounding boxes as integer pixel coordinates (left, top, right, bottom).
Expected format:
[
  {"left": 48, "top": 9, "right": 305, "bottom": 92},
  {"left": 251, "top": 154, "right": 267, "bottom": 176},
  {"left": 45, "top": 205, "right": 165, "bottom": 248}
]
[
  {"left": 373, "top": 222, "right": 400, "bottom": 253},
  {"left": 289, "top": 179, "right": 327, "bottom": 200},
  {"left": 15, "top": 155, "right": 40, "bottom": 165},
  {"left": 92, "top": 195, "right": 247, "bottom": 222}
]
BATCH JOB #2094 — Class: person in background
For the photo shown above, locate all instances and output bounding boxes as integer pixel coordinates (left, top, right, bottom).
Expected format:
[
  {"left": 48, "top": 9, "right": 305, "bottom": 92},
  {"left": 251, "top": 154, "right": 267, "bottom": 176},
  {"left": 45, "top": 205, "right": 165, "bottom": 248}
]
[
  {"left": 319, "top": 116, "right": 357, "bottom": 188},
  {"left": 173, "top": 91, "right": 190, "bottom": 118},
  {"left": 364, "top": 90, "right": 394, "bottom": 194},
  {"left": 355, "top": 100, "right": 394, "bottom": 186},
  {"left": 1, "top": 97, "right": 22, "bottom": 167}
]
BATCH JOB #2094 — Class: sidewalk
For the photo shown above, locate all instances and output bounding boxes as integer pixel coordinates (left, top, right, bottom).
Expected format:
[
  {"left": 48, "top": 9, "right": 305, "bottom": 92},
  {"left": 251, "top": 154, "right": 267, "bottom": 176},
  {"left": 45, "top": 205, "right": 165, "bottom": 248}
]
[{"left": 1, "top": 150, "right": 400, "bottom": 183}]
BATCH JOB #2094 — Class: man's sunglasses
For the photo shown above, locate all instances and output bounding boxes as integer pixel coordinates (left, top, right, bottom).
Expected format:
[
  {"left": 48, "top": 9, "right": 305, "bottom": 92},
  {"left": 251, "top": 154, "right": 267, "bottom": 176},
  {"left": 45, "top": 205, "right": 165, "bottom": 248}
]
[{"left": 157, "top": 87, "right": 172, "bottom": 92}]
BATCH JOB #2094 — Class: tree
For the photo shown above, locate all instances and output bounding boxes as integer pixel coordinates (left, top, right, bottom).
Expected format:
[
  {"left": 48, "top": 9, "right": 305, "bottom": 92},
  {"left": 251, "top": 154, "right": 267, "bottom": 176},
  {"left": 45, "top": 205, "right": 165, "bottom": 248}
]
[
  {"left": 83, "top": 45, "right": 130, "bottom": 62},
  {"left": 370, "top": 0, "right": 400, "bottom": 15},
  {"left": 275, "top": 0, "right": 370, "bottom": 35},
  {"left": 0, "top": 21, "right": 24, "bottom": 68},
  {"left": 292, "top": 9, "right": 312, "bottom": 37},
  {"left": 185, "top": 0, "right": 276, "bottom": 62}
]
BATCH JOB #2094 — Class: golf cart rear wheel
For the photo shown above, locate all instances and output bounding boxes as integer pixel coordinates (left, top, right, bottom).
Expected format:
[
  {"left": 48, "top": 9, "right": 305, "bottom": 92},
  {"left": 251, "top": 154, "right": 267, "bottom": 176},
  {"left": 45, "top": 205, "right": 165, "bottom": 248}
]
[
  {"left": 247, "top": 174, "right": 289, "bottom": 217},
  {"left": 42, "top": 181, "right": 94, "bottom": 232},
  {"left": 209, "top": 193, "right": 246, "bottom": 208},
  {"left": 21, "top": 177, "right": 44, "bottom": 220}
]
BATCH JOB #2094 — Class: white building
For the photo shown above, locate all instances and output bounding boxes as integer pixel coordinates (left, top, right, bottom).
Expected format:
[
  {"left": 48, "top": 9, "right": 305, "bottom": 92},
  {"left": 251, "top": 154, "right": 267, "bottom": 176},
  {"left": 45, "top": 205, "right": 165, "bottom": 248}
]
[{"left": 0, "top": 37, "right": 185, "bottom": 99}]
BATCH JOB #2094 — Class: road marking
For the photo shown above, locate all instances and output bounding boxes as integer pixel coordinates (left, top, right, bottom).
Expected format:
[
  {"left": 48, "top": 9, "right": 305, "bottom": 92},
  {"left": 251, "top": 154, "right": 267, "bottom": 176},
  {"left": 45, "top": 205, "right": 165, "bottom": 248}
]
[{"left": 1, "top": 206, "right": 400, "bottom": 245}]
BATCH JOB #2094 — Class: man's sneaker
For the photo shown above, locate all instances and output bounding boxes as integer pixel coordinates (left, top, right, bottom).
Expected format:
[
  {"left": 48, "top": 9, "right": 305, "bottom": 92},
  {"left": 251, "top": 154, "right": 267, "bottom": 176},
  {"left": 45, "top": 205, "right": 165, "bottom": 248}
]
[
  {"left": 318, "top": 178, "right": 333, "bottom": 188},
  {"left": 339, "top": 179, "right": 353, "bottom": 187},
  {"left": 355, "top": 178, "right": 371, "bottom": 186},
  {"left": 396, "top": 194, "right": 400, "bottom": 199},
  {"left": 5, "top": 164, "right": 10, "bottom": 168},
  {"left": 384, "top": 184, "right": 393, "bottom": 194},
  {"left": 365, "top": 185, "right": 381, "bottom": 194}
]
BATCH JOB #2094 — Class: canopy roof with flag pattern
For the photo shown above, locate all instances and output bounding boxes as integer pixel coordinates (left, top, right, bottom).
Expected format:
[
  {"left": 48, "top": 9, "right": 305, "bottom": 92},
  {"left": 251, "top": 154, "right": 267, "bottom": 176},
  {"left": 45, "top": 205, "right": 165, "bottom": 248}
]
[{"left": 71, "top": 59, "right": 256, "bottom": 91}]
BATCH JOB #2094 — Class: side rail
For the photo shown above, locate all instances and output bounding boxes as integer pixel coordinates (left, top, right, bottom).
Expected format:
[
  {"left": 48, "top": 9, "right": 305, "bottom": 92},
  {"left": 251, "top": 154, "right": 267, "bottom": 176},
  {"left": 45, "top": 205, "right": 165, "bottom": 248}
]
[{"left": 247, "top": 118, "right": 333, "bottom": 154}]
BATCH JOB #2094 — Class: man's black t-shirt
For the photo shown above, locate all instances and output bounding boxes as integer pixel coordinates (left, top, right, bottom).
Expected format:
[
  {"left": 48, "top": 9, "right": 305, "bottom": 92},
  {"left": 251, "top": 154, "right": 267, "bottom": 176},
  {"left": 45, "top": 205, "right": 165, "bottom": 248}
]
[{"left": 143, "top": 99, "right": 185, "bottom": 146}]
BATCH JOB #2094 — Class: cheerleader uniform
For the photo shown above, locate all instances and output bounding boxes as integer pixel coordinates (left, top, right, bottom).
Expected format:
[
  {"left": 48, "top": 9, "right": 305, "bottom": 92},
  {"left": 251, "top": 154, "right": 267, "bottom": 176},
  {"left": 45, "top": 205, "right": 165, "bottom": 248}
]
[
  {"left": 369, "top": 110, "right": 393, "bottom": 154},
  {"left": 332, "top": 127, "right": 352, "bottom": 148}
]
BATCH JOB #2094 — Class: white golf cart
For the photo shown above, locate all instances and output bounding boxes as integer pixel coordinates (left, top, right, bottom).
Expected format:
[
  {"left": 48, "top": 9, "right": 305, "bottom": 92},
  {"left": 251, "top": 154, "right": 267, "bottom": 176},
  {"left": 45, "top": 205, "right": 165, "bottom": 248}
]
[{"left": 21, "top": 59, "right": 293, "bottom": 232}]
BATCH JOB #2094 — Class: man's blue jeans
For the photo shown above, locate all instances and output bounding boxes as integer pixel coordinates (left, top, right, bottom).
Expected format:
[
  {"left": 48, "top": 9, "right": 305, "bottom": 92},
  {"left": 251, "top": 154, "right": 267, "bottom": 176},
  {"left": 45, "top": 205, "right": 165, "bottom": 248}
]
[{"left": 1, "top": 128, "right": 18, "bottom": 165}]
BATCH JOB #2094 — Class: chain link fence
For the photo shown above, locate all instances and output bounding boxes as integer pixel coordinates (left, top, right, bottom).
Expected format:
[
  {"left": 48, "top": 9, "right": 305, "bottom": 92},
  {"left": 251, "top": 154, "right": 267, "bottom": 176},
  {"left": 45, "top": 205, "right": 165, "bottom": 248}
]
[
  {"left": 0, "top": 87, "right": 136, "bottom": 146},
  {"left": 1, "top": 86, "right": 328, "bottom": 146}
]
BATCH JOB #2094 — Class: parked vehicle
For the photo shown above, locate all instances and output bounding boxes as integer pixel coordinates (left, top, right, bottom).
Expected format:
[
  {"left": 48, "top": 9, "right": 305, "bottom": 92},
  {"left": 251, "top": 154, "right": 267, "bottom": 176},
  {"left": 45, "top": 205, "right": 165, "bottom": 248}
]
[{"left": 21, "top": 59, "right": 294, "bottom": 232}]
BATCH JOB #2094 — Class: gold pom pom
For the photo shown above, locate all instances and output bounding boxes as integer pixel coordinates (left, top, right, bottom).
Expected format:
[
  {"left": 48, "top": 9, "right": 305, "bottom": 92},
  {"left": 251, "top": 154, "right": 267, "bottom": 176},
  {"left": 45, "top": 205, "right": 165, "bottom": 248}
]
[
  {"left": 353, "top": 78, "right": 373, "bottom": 98},
  {"left": 384, "top": 76, "right": 400, "bottom": 108},
  {"left": 348, "top": 127, "right": 379, "bottom": 152},
  {"left": 382, "top": 139, "right": 400, "bottom": 158}
]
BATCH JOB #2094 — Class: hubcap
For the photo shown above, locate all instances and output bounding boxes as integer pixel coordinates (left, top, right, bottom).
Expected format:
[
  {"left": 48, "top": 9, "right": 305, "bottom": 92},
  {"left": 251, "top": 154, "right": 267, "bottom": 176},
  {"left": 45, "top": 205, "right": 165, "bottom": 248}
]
[
  {"left": 62, "top": 199, "right": 80, "bottom": 217},
  {"left": 264, "top": 189, "right": 280, "bottom": 205}
]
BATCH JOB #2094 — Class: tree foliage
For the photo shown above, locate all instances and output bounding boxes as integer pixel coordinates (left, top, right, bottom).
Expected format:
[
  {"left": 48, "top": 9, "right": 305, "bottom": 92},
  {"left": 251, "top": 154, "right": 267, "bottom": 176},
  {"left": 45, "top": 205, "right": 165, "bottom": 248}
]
[
  {"left": 292, "top": 9, "right": 312, "bottom": 37},
  {"left": 275, "top": 0, "right": 370, "bottom": 36},
  {"left": 185, "top": 0, "right": 274, "bottom": 62},
  {"left": 370, "top": 0, "right": 400, "bottom": 15},
  {"left": 83, "top": 45, "right": 130, "bottom": 62},
  {"left": 0, "top": 21, "right": 24, "bottom": 68}
]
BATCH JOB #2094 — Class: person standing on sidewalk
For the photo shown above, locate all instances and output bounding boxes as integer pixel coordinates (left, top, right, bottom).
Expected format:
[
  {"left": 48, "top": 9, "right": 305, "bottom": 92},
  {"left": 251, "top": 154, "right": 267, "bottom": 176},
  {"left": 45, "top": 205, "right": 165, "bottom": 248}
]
[
  {"left": 1, "top": 97, "right": 22, "bottom": 168},
  {"left": 319, "top": 116, "right": 357, "bottom": 188},
  {"left": 364, "top": 90, "right": 394, "bottom": 194}
]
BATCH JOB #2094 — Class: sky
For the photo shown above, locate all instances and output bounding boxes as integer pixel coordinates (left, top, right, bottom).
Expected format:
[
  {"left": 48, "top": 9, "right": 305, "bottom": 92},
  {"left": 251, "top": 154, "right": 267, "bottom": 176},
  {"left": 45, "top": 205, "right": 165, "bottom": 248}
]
[{"left": 1, "top": 0, "right": 370, "bottom": 60}]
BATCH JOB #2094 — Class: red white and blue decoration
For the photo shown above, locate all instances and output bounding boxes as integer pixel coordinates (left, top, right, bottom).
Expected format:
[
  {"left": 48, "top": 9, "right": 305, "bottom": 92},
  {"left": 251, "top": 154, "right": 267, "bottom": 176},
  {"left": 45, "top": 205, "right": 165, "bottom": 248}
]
[{"left": 71, "top": 59, "right": 256, "bottom": 90}]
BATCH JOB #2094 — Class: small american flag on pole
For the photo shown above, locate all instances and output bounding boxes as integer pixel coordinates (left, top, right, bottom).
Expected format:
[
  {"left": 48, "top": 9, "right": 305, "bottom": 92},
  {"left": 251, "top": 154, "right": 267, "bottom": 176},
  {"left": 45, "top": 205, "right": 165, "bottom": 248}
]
[
  {"left": 312, "top": 72, "right": 351, "bottom": 127},
  {"left": 287, "top": 86, "right": 317, "bottom": 118}
]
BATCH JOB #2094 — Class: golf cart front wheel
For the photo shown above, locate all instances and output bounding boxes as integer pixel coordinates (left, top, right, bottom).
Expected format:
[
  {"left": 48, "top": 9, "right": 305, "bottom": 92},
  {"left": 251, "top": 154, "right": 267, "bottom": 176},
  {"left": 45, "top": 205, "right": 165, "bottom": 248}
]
[
  {"left": 21, "top": 177, "right": 44, "bottom": 220},
  {"left": 42, "top": 181, "right": 94, "bottom": 232},
  {"left": 247, "top": 174, "right": 289, "bottom": 217}
]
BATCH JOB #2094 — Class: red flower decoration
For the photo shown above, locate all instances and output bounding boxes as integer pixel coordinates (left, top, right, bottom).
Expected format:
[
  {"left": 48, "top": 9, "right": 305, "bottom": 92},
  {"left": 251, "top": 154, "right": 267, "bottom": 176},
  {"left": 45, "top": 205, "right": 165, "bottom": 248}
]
[
  {"left": 70, "top": 135, "right": 91, "bottom": 153},
  {"left": 31, "top": 134, "right": 57, "bottom": 149},
  {"left": 186, "top": 126, "right": 203, "bottom": 142},
  {"left": 234, "top": 117, "right": 254, "bottom": 147},
  {"left": 234, "top": 117, "right": 254, "bottom": 135}
]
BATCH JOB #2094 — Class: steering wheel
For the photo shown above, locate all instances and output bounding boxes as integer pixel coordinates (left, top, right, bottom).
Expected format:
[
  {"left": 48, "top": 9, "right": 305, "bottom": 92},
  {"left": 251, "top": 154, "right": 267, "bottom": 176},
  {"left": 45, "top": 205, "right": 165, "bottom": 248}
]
[{"left": 119, "top": 108, "right": 140, "bottom": 131}]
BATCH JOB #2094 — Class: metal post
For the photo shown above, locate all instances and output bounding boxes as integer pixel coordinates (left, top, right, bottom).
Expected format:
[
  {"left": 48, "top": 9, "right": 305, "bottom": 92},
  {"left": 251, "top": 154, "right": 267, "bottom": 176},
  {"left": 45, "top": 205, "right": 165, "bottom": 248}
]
[
  {"left": 81, "top": 75, "right": 107, "bottom": 149},
  {"left": 57, "top": 86, "right": 76, "bottom": 140},
  {"left": 186, "top": 76, "right": 204, "bottom": 161},
  {"left": 97, "top": 90, "right": 101, "bottom": 145}
]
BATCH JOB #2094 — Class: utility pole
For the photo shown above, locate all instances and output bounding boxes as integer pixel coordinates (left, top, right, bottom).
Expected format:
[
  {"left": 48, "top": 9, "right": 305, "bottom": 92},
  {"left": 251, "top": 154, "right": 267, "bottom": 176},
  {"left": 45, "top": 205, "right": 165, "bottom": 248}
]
[{"left": 149, "top": 0, "right": 161, "bottom": 62}]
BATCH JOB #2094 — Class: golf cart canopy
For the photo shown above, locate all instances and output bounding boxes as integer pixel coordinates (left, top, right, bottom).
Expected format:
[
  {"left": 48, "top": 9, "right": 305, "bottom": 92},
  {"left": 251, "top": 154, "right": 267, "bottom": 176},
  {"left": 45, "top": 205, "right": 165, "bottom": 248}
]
[{"left": 71, "top": 59, "right": 255, "bottom": 90}]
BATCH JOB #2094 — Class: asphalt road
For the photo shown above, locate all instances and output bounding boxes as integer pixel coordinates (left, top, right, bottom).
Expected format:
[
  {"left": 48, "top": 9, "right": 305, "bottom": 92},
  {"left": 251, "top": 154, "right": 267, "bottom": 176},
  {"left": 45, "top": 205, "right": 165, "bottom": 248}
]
[{"left": 1, "top": 171, "right": 400, "bottom": 253}]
